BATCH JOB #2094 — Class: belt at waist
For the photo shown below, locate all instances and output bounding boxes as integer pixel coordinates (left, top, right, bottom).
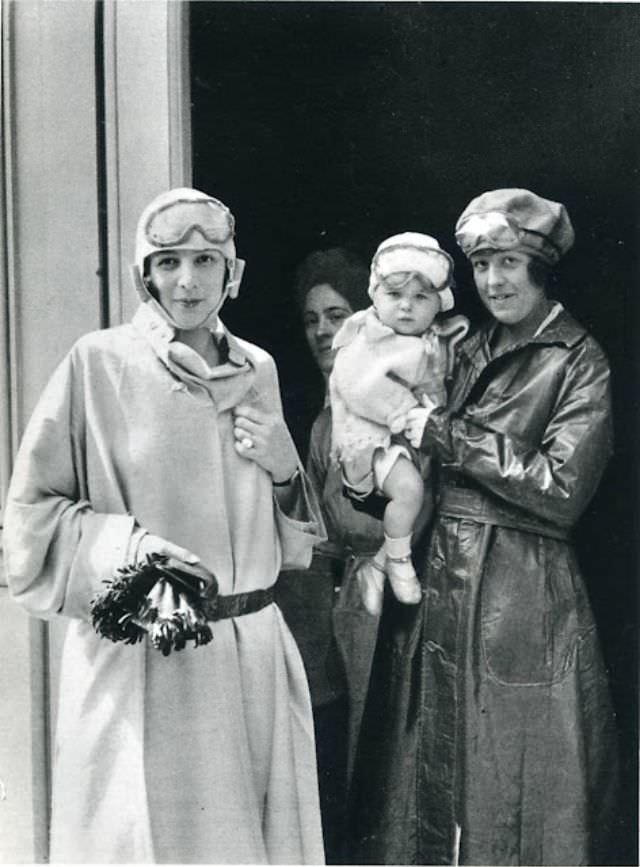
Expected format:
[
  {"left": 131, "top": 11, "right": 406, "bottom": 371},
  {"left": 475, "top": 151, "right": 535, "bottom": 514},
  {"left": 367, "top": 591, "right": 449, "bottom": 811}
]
[
  {"left": 439, "top": 484, "right": 569, "bottom": 541},
  {"left": 205, "top": 585, "right": 275, "bottom": 621}
]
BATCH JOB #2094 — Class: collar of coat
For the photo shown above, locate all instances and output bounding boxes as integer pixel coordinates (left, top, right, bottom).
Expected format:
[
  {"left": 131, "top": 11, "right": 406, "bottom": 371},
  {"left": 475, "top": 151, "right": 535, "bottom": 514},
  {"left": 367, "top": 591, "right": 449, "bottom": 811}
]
[
  {"left": 132, "top": 300, "right": 248, "bottom": 367},
  {"left": 460, "top": 303, "right": 588, "bottom": 366}
]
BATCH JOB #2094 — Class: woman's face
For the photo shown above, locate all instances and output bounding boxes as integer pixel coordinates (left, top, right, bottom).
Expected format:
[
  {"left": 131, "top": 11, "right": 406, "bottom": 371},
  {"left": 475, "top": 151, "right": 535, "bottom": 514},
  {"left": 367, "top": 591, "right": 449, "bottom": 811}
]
[
  {"left": 470, "top": 249, "right": 547, "bottom": 328},
  {"left": 303, "top": 283, "right": 353, "bottom": 375},
  {"left": 148, "top": 248, "right": 227, "bottom": 329}
]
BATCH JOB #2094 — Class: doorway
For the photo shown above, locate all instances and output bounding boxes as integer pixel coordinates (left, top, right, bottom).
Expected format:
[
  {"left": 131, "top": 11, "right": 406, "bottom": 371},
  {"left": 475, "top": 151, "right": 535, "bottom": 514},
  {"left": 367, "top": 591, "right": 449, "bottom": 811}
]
[{"left": 190, "top": 4, "right": 639, "bottom": 862}]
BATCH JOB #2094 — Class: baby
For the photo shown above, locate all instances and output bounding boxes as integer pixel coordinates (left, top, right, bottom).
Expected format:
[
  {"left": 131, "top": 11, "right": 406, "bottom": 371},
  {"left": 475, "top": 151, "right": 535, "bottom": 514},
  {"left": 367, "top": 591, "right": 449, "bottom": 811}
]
[{"left": 329, "top": 232, "right": 468, "bottom": 614}]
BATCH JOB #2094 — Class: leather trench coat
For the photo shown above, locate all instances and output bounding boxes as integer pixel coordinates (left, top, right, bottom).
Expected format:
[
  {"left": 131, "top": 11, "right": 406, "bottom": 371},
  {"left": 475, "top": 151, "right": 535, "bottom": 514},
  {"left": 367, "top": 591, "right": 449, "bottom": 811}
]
[{"left": 350, "top": 306, "right": 619, "bottom": 865}]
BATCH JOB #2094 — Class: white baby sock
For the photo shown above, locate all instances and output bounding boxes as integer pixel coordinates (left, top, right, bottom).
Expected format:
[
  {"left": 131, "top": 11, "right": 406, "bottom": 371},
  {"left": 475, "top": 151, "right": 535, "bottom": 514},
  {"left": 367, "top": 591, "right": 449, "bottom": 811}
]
[{"left": 384, "top": 533, "right": 422, "bottom": 605}]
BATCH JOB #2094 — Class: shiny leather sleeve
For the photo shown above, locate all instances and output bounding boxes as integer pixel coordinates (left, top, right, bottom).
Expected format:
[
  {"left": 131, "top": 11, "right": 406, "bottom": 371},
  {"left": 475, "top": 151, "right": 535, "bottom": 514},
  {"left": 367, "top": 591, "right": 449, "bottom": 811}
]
[{"left": 425, "top": 337, "right": 613, "bottom": 528}]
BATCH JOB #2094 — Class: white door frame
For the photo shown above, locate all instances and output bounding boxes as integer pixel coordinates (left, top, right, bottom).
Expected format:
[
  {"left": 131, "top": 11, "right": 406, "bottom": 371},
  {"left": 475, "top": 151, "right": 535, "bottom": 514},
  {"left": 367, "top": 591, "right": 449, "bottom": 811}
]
[{"left": 0, "top": 1, "right": 190, "bottom": 858}]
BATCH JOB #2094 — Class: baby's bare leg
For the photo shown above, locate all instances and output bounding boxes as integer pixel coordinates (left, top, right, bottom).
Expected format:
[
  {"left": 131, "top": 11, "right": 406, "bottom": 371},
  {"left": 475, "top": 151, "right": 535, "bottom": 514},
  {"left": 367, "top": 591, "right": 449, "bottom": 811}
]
[
  {"left": 380, "top": 456, "right": 423, "bottom": 605},
  {"left": 381, "top": 455, "right": 424, "bottom": 538}
]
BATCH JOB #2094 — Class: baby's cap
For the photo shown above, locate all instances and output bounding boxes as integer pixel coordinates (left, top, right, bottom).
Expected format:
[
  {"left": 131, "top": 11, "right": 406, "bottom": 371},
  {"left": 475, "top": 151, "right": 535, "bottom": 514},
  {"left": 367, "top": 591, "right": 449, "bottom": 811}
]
[{"left": 369, "top": 232, "right": 455, "bottom": 312}]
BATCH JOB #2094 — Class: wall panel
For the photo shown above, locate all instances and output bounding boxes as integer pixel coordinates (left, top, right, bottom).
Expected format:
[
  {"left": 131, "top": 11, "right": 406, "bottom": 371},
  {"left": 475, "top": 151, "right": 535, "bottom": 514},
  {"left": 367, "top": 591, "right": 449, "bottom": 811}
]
[
  {"left": 1, "top": 1, "right": 100, "bottom": 857},
  {"left": 104, "top": 0, "right": 191, "bottom": 325},
  {"left": 0, "top": 1, "right": 190, "bottom": 860}
]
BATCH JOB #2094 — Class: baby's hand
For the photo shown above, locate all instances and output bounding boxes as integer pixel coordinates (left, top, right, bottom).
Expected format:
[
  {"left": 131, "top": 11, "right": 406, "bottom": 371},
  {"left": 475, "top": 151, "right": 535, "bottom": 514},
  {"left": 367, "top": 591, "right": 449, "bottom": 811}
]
[
  {"left": 420, "top": 392, "right": 438, "bottom": 412},
  {"left": 387, "top": 410, "right": 409, "bottom": 435},
  {"left": 404, "top": 407, "right": 432, "bottom": 448}
]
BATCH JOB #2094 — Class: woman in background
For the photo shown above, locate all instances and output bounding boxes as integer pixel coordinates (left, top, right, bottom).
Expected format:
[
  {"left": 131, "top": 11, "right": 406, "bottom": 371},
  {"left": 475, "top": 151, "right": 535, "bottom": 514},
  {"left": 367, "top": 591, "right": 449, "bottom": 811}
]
[{"left": 276, "top": 248, "right": 385, "bottom": 864}]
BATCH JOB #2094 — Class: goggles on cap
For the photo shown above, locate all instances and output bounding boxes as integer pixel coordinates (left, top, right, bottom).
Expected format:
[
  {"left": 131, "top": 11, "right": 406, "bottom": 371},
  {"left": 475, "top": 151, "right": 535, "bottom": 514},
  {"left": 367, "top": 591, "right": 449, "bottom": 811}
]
[
  {"left": 372, "top": 272, "right": 454, "bottom": 313},
  {"left": 144, "top": 197, "right": 235, "bottom": 249},
  {"left": 371, "top": 242, "right": 453, "bottom": 293},
  {"left": 455, "top": 211, "right": 524, "bottom": 255},
  {"left": 455, "top": 210, "right": 561, "bottom": 259},
  {"left": 377, "top": 271, "right": 425, "bottom": 291}
]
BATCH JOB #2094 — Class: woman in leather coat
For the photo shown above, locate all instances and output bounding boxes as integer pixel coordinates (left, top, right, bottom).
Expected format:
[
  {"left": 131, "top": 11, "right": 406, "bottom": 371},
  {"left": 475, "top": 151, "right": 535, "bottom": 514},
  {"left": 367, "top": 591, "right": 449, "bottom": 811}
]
[{"left": 350, "top": 189, "right": 619, "bottom": 866}]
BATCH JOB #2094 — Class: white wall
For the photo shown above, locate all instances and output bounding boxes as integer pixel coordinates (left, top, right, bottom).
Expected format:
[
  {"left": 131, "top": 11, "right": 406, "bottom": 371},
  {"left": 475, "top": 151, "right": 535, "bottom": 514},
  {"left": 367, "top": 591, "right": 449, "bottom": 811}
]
[
  {"left": 1, "top": 2, "right": 101, "bottom": 858},
  {"left": 0, "top": 1, "right": 190, "bottom": 859}
]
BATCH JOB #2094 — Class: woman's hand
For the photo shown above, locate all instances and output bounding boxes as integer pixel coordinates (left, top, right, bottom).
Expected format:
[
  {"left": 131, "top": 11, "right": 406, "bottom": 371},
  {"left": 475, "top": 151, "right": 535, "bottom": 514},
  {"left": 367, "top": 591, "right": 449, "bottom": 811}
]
[
  {"left": 404, "top": 405, "right": 433, "bottom": 448},
  {"left": 233, "top": 404, "right": 298, "bottom": 483},
  {"left": 136, "top": 533, "right": 216, "bottom": 589},
  {"left": 404, "top": 391, "right": 438, "bottom": 447}
]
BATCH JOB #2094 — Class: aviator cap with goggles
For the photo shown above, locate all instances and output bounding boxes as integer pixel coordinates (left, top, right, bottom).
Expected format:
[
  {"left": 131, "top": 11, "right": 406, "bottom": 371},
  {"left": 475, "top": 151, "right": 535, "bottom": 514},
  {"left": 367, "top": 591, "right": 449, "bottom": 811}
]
[
  {"left": 369, "top": 232, "right": 456, "bottom": 313},
  {"left": 133, "top": 187, "right": 244, "bottom": 301},
  {"left": 455, "top": 188, "right": 574, "bottom": 265}
]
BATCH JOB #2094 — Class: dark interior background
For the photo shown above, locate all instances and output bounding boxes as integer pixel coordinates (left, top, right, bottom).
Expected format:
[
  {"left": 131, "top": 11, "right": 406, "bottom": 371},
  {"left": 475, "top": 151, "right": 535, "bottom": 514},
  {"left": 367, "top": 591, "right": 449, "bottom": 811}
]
[{"left": 190, "top": 4, "right": 639, "bottom": 862}]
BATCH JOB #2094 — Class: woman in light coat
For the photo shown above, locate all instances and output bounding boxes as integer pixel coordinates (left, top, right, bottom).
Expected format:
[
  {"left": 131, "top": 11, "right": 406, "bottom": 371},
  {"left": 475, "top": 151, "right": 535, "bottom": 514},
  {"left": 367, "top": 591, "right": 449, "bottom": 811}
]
[{"left": 4, "top": 188, "right": 326, "bottom": 864}]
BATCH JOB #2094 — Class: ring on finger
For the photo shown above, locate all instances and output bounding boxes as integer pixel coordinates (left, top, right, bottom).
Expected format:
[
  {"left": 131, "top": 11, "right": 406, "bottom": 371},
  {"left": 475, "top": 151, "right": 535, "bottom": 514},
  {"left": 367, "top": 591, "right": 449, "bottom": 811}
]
[{"left": 241, "top": 436, "right": 254, "bottom": 449}]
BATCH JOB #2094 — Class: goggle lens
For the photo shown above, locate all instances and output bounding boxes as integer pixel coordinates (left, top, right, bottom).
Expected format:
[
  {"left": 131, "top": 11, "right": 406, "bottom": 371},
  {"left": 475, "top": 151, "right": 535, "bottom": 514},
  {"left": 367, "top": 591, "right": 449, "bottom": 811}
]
[
  {"left": 372, "top": 245, "right": 452, "bottom": 292},
  {"left": 145, "top": 198, "right": 234, "bottom": 247},
  {"left": 377, "top": 271, "right": 417, "bottom": 290},
  {"left": 455, "top": 212, "right": 523, "bottom": 254},
  {"left": 375, "top": 270, "right": 442, "bottom": 294}
]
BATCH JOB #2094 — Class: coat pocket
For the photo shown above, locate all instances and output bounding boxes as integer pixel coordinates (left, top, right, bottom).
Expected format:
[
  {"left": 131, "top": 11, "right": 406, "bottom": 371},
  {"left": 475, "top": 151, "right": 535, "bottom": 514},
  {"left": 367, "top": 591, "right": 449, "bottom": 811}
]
[{"left": 479, "top": 530, "right": 593, "bottom": 686}]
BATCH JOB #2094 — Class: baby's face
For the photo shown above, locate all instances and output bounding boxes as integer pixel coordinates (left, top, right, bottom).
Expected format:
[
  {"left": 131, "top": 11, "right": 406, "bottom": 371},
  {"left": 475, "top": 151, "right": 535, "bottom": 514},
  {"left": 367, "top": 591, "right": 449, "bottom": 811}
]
[{"left": 373, "top": 273, "right": 441, "bottom": 336}]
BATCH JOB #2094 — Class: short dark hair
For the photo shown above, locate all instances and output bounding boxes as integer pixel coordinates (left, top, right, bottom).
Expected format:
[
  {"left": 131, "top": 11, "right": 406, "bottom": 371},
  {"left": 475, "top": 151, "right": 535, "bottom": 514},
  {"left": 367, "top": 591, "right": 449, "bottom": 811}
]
[
  {"left": 294, "top": 248, "right": 369, "bottom": 312},
  {"left": 527, "top": 257, "right": 553, "bottom": 289}
]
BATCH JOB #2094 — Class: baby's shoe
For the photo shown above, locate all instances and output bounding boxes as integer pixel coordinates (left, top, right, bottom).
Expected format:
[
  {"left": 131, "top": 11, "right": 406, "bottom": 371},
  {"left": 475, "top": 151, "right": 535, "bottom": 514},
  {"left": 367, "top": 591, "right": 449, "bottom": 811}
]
[
  {"left": 384, "top": 534, "right": 422, "bottom": 605},
  {"left": 356, "top": 551, "right": 386, "bottom": 616}
]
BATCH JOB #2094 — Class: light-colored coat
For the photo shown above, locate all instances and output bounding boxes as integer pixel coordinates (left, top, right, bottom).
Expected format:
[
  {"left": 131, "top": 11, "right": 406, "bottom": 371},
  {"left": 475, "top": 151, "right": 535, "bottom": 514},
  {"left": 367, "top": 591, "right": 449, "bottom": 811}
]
[{"left": 4, "top": 302, "right": 326, "bottom": 864}]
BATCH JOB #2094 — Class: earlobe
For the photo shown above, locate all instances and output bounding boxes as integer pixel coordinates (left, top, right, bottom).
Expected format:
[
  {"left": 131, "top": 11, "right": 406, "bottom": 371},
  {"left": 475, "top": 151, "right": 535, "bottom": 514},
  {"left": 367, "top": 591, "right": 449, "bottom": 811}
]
[{"left": 226, "top": 258, "right": 246, "bottom": 299}]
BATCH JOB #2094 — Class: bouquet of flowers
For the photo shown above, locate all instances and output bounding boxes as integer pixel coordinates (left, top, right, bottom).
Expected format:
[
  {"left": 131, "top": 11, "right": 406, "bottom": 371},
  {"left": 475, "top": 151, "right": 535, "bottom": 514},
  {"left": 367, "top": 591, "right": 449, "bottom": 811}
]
[{"left": 90, "top": 553, "right": 218, "bottom": 656}]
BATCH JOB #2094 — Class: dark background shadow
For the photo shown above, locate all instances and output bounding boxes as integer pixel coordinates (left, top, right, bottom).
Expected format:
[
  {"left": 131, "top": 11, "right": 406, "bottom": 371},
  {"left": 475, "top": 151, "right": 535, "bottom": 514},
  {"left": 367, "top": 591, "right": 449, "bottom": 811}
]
[{"left": 190, "top": 3, "right": 639, "bottom": 862}]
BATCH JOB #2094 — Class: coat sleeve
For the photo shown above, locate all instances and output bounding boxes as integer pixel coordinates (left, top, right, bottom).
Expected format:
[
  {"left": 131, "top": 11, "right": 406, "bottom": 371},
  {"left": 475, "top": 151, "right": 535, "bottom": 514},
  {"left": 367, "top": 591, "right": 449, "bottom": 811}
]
[
  {"left": 3, "top": 351, "right": 136, "bottom": 621},
  {"left": 306, "top": 412, "right": 329, "bottom": 500},
  {"left": 260, "top": 357, "right": 326, "bottom": 569},
  {"left": 424, "top": 340, "right": 613, "bottom": 528}
]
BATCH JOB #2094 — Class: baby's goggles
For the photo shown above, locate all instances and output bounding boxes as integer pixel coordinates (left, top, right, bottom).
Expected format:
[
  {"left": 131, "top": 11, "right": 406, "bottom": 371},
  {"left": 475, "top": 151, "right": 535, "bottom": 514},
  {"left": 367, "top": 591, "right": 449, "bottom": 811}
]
[
  {"left": 144, "top": 197, "right": 235, "bottom": 248},
  {"left": 371, "top": 243, "right": 453, "bottom": 293}
]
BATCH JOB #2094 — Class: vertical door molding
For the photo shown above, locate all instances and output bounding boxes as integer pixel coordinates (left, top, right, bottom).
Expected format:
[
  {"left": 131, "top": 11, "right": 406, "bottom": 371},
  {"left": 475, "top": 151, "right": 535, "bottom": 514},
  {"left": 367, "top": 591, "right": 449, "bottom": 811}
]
[
  {"left": 1, "top": 0, "right": 17, "bottom": 518},
  {"left": 102, "top": 0, "right": 191, "bottom": 326},
  {"left": 0, "top": 3, "right": 102, "bottom": 860},
  {"left": 0, "top": 2, "right": 192, "bottom": 861}
]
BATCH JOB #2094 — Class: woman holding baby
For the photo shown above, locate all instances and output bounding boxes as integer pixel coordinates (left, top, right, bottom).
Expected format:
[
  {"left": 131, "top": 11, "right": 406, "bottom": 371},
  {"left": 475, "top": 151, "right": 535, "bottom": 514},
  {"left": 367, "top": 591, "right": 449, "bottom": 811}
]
[{"left": 348, "top": 189, "right": 618, "bottom": 866}]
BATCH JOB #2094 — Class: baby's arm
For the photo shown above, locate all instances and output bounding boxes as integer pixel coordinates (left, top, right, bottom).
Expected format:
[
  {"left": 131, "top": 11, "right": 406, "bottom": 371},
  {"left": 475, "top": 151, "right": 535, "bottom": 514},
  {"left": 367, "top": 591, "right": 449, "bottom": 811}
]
[{"left": 332, "top": 350, "right": 420, "bottom": 431}]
